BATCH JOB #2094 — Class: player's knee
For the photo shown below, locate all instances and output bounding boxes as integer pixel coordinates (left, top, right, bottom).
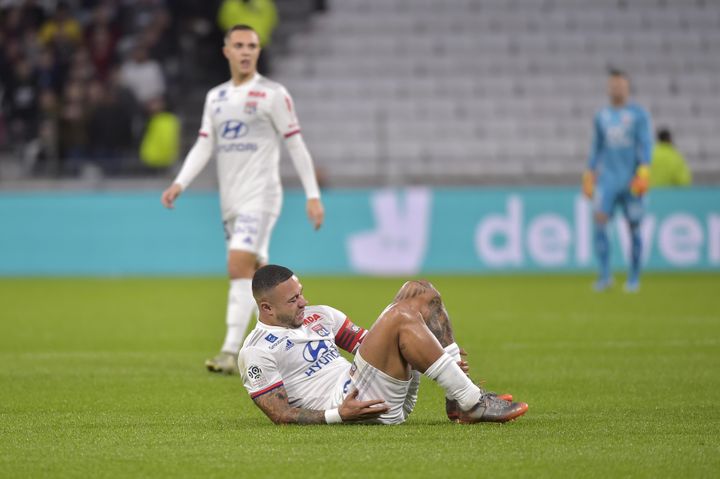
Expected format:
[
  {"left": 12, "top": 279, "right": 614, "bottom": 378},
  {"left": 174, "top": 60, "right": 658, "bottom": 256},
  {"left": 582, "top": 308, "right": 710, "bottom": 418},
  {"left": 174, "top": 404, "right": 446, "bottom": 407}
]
[
  {"left": 394, "top": 281, "right": 415, "bottom": 302},
  {"left": 227, "top": 251, "right": 257, "bottom": 279},
  {"left": 387, "top": 306, "right": 423, "bottom": 326},
  {"left": 394, "top": 280, "right": 438, "bottom": 302},
  {"left": 227, "top": 263, "right": 253, "bottom": 279}
]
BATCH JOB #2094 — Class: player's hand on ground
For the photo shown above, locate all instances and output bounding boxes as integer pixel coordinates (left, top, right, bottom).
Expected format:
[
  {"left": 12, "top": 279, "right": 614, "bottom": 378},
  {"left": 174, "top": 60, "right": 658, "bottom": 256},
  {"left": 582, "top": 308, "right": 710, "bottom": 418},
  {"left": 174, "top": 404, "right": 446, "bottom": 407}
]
[
  {"left": 338, "top": 388, "right": 388, "bottom": 422},
  {"left": 458, "top": 347, "right": 470, "bottom": 374},
  {"left": 161, "top": 183, "right": 183, "bottom": 209},
  {"left": 306, "top": 198, "right": 324, "bottom": 230},
  {"left": 582, "top": 170, "right": 595, "bottom": 198}
]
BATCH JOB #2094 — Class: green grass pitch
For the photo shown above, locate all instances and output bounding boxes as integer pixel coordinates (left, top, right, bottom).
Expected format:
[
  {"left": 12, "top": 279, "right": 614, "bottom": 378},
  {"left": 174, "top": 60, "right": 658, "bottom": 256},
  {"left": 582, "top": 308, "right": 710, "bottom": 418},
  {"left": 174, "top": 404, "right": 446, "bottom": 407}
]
[{"left": 1, "top": 274, "right": 719, "bottom": 478}]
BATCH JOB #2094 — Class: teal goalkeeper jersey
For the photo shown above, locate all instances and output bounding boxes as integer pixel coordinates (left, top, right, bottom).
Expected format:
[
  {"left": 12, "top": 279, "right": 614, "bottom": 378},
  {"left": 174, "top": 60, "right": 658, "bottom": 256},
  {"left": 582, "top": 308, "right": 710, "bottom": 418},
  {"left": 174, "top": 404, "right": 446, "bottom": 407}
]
[{"left": 587, "top": 102, "right": 653, "bottom": 187}]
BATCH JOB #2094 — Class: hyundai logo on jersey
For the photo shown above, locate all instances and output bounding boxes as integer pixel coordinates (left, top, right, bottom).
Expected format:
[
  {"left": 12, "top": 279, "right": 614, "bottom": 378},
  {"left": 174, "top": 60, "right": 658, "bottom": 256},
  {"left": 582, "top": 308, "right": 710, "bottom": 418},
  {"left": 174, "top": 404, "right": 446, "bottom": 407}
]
[
  {"left": 302, "top": 340, "right": 341, "bottom": 377},
  {"left": 302, "top": 340, "right": 329, "bottom": 362},
  {"left": 265, "top": 333, "right": 278, "bottom": 343},
  {"left": 220, "top": 120, "right": 249, "bottom": 139}
]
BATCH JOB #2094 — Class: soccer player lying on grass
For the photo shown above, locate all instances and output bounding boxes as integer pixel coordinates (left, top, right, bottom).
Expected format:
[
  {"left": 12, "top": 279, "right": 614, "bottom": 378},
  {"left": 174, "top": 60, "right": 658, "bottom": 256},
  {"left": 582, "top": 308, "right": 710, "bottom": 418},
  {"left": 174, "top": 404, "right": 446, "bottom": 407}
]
[{"left": 238, "top": 265, "right": 528, "bottom": 425}]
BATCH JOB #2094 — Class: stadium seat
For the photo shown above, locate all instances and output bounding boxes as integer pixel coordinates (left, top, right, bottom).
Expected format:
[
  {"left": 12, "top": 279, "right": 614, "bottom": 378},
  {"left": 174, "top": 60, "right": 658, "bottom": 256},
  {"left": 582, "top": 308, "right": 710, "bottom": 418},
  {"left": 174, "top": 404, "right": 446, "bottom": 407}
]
[{"left": 271, "top": 0, "right": 720, "bottom": 183}]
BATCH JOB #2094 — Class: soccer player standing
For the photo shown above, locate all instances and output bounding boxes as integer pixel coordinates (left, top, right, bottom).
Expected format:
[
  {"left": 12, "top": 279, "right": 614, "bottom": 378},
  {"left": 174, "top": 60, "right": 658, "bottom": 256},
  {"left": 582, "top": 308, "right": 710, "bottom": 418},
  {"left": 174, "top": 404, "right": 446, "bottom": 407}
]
[
  {"left": 161, "top": 25, "right": 324, "bottom": 373},
  {"left": 582, "top": 70, "right": 653, "bottom": 292}
]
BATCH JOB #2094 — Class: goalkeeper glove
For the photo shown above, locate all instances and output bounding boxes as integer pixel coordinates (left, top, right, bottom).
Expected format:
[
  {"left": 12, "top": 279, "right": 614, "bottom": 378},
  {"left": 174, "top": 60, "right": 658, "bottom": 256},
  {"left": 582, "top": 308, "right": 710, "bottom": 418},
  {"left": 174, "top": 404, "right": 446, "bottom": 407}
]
[
  {"left": 582, "top": 170, "right": 595, "bottom": 198},
  {"left": 630, "top": 165, "right": 650, "bottom": 196}
]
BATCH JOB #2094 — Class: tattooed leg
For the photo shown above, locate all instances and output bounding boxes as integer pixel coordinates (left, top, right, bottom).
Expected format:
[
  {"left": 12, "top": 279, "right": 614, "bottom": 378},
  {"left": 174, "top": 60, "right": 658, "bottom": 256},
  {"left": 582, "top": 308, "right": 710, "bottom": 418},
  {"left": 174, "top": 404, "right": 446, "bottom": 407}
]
[
  {"left": 394, "top": 280, "right": 456, "bottom": 347},
  {"left": 424, "top": 296, "right": 455, "bottom": 348},
  {"left": 358, "top": 280, "right": 461, "bottom": 380}
]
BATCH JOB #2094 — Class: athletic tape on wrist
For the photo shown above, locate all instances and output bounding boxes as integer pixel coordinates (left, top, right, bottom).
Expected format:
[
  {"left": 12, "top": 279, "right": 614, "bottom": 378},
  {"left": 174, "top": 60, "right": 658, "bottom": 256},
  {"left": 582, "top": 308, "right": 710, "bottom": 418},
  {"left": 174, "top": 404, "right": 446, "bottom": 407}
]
[{"left": 325, "top": 408, "right": 342, "bottom": 424}]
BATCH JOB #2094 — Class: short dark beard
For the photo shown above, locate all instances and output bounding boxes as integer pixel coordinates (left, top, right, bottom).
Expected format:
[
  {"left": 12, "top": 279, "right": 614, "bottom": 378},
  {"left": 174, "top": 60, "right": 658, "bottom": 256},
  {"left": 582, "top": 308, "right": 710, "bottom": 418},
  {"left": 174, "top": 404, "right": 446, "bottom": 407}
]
[{"left": 276, "top": 311, "right": 302, "bottom": 329}]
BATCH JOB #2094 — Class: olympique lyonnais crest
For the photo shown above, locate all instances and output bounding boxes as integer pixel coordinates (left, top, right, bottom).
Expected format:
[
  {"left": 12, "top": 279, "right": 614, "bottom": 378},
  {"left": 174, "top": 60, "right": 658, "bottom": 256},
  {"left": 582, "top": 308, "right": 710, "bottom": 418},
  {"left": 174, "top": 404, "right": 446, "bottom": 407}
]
[
  {"left": 311, "top": 324, "right": 330, "bottom": 337},
  {"left": 244, "top": 101, "right": 257, "bottom": 115}
]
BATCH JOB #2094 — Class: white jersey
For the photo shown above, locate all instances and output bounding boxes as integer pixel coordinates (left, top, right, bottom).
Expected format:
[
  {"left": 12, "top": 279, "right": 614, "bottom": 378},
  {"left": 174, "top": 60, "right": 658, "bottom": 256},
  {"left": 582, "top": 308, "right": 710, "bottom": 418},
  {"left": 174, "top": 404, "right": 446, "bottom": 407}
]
[
  {"left": 238, "top": 305, "right": 367, "bottom": 411},
  {"left": 175, "top": 73, "right": 319, "bottom": 220}
]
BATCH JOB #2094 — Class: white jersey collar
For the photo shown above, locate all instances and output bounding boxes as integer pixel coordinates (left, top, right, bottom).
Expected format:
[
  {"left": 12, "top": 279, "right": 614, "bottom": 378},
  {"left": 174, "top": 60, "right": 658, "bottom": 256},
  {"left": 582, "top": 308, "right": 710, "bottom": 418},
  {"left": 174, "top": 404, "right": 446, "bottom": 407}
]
[
  {"left": 255, "top": 319, "right": 299, "bottom": 332},
  {"left": 229, "top": 73, "right": 261, "bottom": 90}
]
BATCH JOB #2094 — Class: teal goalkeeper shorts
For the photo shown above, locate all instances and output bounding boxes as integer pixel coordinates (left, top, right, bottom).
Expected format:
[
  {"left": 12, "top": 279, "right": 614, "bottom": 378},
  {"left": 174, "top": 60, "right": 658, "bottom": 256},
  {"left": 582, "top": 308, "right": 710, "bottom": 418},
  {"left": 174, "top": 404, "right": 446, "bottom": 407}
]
[{"left": 593, "top": 181, "right": 645, "bottom": 223}]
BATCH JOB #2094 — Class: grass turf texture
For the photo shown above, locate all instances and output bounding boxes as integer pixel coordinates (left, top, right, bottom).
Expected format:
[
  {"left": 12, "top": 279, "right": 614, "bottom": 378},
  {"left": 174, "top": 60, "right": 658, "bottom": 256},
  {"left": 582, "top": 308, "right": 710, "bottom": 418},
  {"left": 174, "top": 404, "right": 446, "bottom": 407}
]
[{"left": 1, "top": 274, "right": 719, "bottom": 478}]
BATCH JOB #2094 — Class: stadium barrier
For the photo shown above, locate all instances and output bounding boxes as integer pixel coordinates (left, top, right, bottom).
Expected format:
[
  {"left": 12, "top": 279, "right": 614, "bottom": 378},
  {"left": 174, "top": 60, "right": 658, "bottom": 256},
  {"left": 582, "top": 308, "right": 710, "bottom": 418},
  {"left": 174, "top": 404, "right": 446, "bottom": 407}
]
[{"left": 1, "top": 187, "right": 718, "bottom": 275}]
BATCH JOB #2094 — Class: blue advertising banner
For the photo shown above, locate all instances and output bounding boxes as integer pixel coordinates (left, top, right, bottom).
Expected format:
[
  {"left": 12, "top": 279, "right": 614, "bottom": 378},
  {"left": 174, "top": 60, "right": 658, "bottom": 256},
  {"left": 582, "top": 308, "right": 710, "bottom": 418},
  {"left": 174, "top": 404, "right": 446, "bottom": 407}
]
[{"left": 0, "top": 187, "right": 718, "bottom": 275}]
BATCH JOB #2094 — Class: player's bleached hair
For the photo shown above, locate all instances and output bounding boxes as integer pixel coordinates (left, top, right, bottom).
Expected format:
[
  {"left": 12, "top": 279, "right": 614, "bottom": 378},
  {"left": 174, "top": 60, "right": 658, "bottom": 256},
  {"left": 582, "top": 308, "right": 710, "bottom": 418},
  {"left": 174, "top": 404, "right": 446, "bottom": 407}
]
[
  {"left": 225, "top": 24, "right": 258, "bottom": 41},
  {"left": 252, "top": 265, "right": 295, "bottom": 298}
]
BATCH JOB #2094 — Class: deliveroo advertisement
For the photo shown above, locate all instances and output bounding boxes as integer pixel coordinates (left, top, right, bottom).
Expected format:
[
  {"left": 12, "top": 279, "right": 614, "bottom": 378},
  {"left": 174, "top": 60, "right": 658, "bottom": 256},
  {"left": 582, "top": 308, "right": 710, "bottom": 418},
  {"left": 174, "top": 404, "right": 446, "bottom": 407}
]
[
  {"left": 278, "top": 187, "right": 720, "bottom": 274},
  {"left": 0, "top": 187, "right": 718, "bottom": 275}
]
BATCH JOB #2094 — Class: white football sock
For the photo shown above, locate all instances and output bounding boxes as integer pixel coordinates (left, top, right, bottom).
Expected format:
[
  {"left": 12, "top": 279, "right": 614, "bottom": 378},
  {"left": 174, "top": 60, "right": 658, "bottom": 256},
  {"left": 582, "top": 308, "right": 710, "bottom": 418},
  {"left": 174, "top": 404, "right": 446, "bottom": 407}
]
[
  {"left": 444, "top": 342, "right": 461, "bottom": 362},
  {"left": 220, "top": 279, "right": 255, "bottom": 354},
  {"left": 443, "top": 342, "right": 462, "bottom": 399},
  {"left": 424, "top": 353, "right": 481, "bottom": 411}
]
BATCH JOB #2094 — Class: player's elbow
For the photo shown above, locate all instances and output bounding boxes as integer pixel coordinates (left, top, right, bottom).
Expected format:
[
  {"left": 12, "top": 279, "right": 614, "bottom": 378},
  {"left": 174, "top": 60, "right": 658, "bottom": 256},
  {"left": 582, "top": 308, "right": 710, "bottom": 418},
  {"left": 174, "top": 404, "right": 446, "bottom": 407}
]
[
  {"left": 269, "top": 415, "right": 285, "bottom": 425},
  {"left": 272, "top": 413, "right": 296, "bottom": 425},
  {"left": 265, "top": 410, "right": 294, "bottom": 425}
]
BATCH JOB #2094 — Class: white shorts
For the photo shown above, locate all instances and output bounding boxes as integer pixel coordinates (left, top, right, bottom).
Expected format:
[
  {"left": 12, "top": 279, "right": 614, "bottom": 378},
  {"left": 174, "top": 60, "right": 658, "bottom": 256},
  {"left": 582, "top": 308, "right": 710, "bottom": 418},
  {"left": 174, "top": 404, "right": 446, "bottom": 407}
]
[
  {"left": 223, "top": 211, "right": 278, "bottom": 262},
  {"left": 348, "top": 351, "right": 418, "bottom": 425},
  {"left": 329, "top": 365, "right": 353, "bottom": 410}
]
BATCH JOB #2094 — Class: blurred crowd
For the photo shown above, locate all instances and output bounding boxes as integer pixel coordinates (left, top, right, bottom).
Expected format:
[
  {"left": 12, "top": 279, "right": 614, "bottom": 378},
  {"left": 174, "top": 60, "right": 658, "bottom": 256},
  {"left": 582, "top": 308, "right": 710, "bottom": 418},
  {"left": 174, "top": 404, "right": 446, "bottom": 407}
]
[
  {"left": 0, "top": 0, "right": 181, "bottom": 178},
  {"left": 0, "top": 0, "right": 329, "bottom": 180}
]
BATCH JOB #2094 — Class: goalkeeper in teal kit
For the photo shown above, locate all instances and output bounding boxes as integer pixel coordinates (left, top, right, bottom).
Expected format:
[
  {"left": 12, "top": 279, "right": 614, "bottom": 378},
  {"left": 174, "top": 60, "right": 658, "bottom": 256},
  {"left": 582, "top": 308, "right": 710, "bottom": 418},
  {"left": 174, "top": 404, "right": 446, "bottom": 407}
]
[{"left": 582, "top": 70, "right": 653, "bottom": 292}]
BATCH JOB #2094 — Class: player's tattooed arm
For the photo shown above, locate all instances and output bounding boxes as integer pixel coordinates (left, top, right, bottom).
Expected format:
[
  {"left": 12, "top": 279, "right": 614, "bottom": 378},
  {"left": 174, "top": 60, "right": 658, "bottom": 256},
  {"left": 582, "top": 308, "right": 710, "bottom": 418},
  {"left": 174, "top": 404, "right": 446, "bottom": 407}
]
[
  {"left": 253, "top": 385, "right": 389, "bottom": 424},
  {"left": 253, "top": 385, "right": 326, "bottom": 425}
]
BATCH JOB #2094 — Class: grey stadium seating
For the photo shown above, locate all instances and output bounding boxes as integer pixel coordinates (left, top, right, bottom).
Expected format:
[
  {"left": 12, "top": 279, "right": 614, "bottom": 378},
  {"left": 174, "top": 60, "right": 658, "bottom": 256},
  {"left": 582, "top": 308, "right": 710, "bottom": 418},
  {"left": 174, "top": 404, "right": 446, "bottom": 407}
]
[{"left": 274, "top": 0, "right": 720, "bottom": 185}]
